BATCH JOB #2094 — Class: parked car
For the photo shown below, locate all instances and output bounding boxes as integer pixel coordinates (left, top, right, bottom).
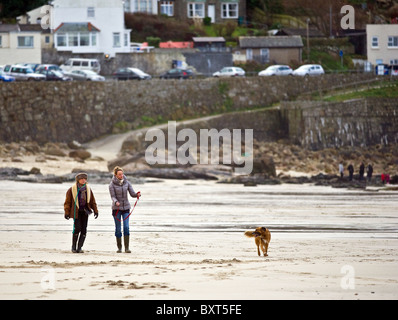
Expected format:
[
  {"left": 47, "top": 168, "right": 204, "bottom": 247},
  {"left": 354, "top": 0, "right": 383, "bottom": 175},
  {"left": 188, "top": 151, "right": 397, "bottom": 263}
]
[
  {"left": 0, "top": 69, "right": 15, "bottom": 82},
  {"left": 35, "top": 69, "right": 72, "bottom": 81},
  {"left": 113, "top": 67, "right": 151, "bottom": 80},
  {"left": 259, "top": 65, "right": 293, "bottom": 76},
  {"left": 21, "top": 63, "right": 40, "bottom": 72},
  {"left": 213, "top": 67, "right": 245, "bottom": 78},
  {"left": 60, "top": 58, "right": 101, "bottom": 73},
  {"left": 293, "top": 64, "right": 325, "bottom": 76},
  {"left": 36, "top": 64, "right": 64, "bottom": 73},
  {"left": 68, "top": 70, "right": 105, "bottom": 81},
  {"left": 159, "top": 68, "right": 194, "bottom": 79},
  {"left": 5, "top": 65, "right": 46, "bottom": 81}
]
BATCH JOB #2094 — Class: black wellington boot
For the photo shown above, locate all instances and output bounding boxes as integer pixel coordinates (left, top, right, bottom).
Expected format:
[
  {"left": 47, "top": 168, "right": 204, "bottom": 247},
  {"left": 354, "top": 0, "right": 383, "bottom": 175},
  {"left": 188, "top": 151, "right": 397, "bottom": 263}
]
[
  {"left": 72, "top": 233, "right": 79, "bottom": 253},
  {"left": 77, "top": 234, "right": 86, "bottom": 253}
]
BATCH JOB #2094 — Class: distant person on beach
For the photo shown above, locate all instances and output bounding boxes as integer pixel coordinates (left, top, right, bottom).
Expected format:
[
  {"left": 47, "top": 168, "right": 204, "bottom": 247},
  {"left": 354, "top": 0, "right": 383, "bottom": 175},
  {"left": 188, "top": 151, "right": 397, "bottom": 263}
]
[
  {"left": 64, "top": 172, "right": 99, "bottom": 253},
  {"left": 367, "top": 163, "right": 373, "bottom": 182},
  {"left": 109, "top": 166, "right": 141, "bottom": 253},
  {"left": 339, "top": 162, "right": 344, "bottom": 178},
  {"left": 359, "top": 162, "right": 365, "bottom": 180},
  {"left": 347, "top": 163, "right": 354, "bottom": 181}
]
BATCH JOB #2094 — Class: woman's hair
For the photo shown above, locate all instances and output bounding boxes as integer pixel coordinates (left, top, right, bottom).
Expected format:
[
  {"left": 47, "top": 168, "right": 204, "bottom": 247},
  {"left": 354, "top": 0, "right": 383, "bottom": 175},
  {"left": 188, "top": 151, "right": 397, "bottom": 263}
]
[{"left": 113, "top": 166, "right": 124, "bottom": 175}]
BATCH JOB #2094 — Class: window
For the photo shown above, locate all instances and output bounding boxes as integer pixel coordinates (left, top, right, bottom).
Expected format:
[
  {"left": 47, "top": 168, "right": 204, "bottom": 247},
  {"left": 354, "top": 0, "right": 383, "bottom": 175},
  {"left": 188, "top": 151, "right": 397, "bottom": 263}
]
[
  {"left": 113, "top": 33, "right": 121, "bottom": 47},
  {"left": 390, "top": 59, "right": 398, "bottom": 65},
  {"left": 91, "top": 33, "right": 97, "bottom": 46},
  {"left": 68, "top": 33, "right": 78, "bottom": 46},
  {"left": 45, "top": 36, "right": 50, "bottom": 44},
  {"left": 260, "top": 48, "right": 269, "bottom": 63},
  {"left": 188, "top": 3, "right": 205, "bottom": 18},
  {"left": 246, "top": 49, "right": 253, "bottom": 60},
  {"left": 87, "top": 7, "right": 95, "bottom": 18},
  {"left": 124, "top": 33, "right": 128, "bottom": 47},
  {"left": 221, "top": 3, "right": 238, "bottom": 19},
  {"left": 388, "top": 36, "right": 398, "bottom": 48},
  {"left": 18, "top": 36, "right": 34, "bottom": 48},
  {"left": 80, "top": 33, "right": 90, "bottom": 46},
  {"left": 0, "top": 36, "right": 2, "bottom": 47},
  {"left": 135, "top": 0, "right": 152, "bottom": 13},
  {"left": 57, "top": 34, "right": 66, "bottom": 46},
  {"left": 160, "top": 1, "right": 174, "bottom": 16},
  {"left": 371, "top": 36, "right": 378, "bottom": 48}
]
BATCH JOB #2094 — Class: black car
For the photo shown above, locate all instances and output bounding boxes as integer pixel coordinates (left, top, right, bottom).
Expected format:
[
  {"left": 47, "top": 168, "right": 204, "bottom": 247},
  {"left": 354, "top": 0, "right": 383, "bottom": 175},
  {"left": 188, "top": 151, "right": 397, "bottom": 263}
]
[
  {"left": 113, "top": 67, "right": 151, "bottom": 80},
  {"left": 36, "top": 69, "right": 72, "bottom": 81},
  {"left": 159, "top": 68, "right": 194, "bottom": 79}
]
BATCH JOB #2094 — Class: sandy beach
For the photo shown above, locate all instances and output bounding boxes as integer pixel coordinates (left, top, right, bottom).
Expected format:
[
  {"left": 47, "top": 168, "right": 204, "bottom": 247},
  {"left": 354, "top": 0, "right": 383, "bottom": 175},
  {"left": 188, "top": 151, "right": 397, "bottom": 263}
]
[{"left": 0, "top": 180, "right": 397, "bottom": 300}]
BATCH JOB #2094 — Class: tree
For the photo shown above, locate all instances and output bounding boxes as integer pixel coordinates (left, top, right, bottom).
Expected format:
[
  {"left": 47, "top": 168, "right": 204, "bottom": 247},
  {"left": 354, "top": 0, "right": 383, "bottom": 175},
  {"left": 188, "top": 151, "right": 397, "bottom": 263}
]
[{"left": 0, "top": 0, "right": 49, "bottom": 19}]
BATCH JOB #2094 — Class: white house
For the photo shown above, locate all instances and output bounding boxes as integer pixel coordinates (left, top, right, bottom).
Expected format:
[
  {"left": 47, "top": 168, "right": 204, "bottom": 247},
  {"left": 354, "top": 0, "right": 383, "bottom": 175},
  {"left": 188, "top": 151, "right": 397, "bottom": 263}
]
[
  {"left": 0, "top": 24, "right": 42, "bottom": 65},
  {"left": 367, "top": 24, "right": 398, "bottom": 66},
  {"left": 52, "top": 0, "right": 131, "bottom": 57},
  {"left": 123, "top": 0, "right": 158, "bottom": 14}
]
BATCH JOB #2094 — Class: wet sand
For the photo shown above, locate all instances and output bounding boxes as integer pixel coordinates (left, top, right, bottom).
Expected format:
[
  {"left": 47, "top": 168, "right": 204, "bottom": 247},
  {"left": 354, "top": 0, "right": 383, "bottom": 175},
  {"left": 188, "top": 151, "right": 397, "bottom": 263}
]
[{"left": 0, "top": 180, "right": 397, "bottom": 300}]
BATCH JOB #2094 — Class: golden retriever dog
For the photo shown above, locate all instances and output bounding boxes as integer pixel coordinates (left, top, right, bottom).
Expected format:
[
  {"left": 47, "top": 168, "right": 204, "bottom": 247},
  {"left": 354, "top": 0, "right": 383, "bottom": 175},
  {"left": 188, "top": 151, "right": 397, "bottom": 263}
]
[{"left": 244, "top": 227, "right": 271, "bottom": 256}]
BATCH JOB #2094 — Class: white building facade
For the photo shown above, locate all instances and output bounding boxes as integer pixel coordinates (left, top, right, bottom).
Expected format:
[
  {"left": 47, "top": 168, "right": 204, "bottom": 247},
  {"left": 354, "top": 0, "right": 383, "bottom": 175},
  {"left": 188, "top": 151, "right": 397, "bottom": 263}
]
[
  {"left": 123, "top": 0, "right": 159, "bottom": 14},
  {"left": 52, "top": 0, "right": 131, "bottom": 57},
  {"left": 367, "top": 24, "right": 398, "bottom": 66}
]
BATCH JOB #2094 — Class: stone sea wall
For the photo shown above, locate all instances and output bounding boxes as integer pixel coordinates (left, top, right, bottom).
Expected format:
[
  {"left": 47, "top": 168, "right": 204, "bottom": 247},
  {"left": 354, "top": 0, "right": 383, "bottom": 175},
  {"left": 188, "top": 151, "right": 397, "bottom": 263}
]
[
  {"left": 0, "top": 74, "right": 396, "bottom": 150},
  {"left": 281, "top": 98, "right": 398, "bottom": 150}
]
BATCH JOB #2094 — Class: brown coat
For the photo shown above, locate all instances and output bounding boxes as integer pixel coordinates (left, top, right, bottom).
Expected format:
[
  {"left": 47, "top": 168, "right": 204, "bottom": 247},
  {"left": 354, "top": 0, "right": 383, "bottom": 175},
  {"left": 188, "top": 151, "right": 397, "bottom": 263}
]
[{"left": 64, "top": 183, "right": 98, "bottom": 219}]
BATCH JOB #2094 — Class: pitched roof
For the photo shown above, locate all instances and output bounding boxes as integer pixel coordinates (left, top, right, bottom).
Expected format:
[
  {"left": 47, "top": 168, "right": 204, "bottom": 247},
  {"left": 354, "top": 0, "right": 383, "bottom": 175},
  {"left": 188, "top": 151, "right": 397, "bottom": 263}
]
[
  {"left": 54, "top": 22, "right": 101, "bottom": 33},
  {"left": 0, "top": 24, "right": 20, "bottom": 32},
  {"left": 239, "top": 36, "right": 303, "bottom": 48},
  {"left": 276, "top": 28, "right": 325, "bottom": 38},
  {"left": 192, "top": 37, "right": 226, "bottom": 43}
]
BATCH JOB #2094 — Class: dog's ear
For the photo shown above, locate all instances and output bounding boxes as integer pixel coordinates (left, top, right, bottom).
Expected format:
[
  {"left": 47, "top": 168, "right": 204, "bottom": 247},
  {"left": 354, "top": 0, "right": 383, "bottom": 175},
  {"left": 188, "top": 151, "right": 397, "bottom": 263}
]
[{"left": 261, "top": 227, "right": 266, "bottom": 231}]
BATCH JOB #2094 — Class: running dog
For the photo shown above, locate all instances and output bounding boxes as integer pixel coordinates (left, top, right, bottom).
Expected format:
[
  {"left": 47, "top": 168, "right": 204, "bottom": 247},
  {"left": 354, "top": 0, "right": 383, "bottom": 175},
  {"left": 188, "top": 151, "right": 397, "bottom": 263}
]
[{"left": 244, "top": 227, "right": 271, "bottom": 256}]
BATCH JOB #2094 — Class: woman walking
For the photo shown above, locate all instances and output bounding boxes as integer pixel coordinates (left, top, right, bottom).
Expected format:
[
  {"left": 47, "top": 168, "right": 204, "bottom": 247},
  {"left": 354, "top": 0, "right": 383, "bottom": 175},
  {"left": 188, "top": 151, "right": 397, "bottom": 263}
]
[
  {"left": 64, "top": 172, "right": 99, "bottom": 253},
  {"left": 109, "top": 166, "right": 141, "bottom": 253}
]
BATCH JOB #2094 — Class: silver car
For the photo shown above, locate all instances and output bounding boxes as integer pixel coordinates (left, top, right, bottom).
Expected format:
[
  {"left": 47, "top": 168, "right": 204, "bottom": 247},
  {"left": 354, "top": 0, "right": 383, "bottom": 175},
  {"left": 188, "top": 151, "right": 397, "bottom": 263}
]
[
  {"left": 6, "top": 65, "right": 46, "bottom": 81},
  {"left": 213, "top": 67, "right": 245, "bottom": 78}
]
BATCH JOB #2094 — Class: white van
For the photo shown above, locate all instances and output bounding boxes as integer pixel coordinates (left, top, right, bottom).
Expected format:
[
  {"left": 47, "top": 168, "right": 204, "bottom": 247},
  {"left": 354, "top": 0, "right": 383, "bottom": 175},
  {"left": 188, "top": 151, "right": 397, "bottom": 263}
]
[{"left": 60, "top": 58, "right": 101, "bottom": 74}]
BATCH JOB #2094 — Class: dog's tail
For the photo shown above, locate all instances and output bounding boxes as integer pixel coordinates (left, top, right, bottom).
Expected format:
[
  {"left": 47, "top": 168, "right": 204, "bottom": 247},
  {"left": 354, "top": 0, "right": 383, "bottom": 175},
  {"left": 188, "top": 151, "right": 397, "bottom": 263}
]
[{"left": 244, "top": 231, "right": 255, "bottom": 238}]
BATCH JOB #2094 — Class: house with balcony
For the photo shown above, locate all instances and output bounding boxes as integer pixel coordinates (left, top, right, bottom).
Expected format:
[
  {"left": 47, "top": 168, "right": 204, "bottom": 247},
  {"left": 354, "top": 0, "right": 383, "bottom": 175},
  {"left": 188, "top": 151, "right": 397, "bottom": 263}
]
[
  {"left": 367, "top": 24, "right": 398, "bottom": 66},
  {"left": 52, "top": 0, "right": 131, "bottom": 57}
]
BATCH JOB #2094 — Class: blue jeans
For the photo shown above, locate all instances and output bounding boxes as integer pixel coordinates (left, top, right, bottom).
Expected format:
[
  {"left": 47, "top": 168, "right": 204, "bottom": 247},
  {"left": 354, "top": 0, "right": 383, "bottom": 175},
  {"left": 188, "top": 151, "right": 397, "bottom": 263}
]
[{"left": 113, "top": 209, "right": 130, "bottom": 238}]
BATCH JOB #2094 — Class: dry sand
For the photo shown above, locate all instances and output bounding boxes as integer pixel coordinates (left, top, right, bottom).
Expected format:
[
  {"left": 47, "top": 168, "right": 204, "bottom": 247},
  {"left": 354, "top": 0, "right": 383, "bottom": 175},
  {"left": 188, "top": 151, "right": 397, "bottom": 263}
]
[{"left": 1, "top": 230, "right": 397, "bottom": 300}]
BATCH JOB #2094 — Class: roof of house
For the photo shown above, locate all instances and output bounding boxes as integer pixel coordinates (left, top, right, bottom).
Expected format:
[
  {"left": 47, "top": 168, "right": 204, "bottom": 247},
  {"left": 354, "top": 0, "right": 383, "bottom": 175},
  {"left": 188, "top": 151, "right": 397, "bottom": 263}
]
[
  {"left": 239, "top": 36, "right": 304, "bottom": 48},
  {"left": 54, "top": 22, "right": 101, "bottom": 33},
  {"left": 0, "top": 24, "right": 46, "bottom": 33},
  {"left": 0, "top": 24, "right": 20, "bottom": 33},
  {"left": 192, "top": 37, "right": 226, "bottom": 43},
  {"left": 275, "top": 28, "right": 325, "bottom": 38}
]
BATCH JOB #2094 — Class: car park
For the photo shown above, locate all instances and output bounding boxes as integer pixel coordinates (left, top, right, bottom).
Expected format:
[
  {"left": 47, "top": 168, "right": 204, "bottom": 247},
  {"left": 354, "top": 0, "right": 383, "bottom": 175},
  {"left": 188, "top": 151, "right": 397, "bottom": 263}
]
[
  {"left": 6, "top": 65, "right": 46, "bottom": 81},
  {"left": 159, "top": 68, "right": 194, "bottom": 79},
  {"left": 292, "top": 64, "right": 325, "bottom": 76},
  {"left": 35, "top": 69, "right": 72, "bottom": 81},
  {"left": 0, "top": 69, "right": 15, "bottom": 82},
  {"left": 258, "top": 65, "right": 292, "bottom": 76},
  {"left": 113, "top": 67, "right": 151, "bottom": 80},
  {"left": 213, "top": 67, "right": 245, "bottom": 77},
  {"left": 68, "top": 70, "right": 105, "bottom": 81}
]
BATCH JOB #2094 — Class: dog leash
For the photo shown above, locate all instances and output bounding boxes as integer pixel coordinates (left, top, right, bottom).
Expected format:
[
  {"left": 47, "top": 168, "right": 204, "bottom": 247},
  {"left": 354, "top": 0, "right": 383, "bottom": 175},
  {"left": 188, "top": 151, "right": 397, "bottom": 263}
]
[{"left": 113, "top": 195, "right": 140, "bottom": 222}]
